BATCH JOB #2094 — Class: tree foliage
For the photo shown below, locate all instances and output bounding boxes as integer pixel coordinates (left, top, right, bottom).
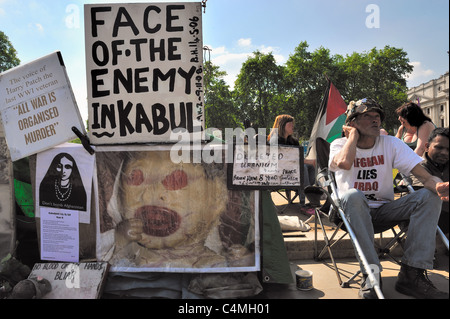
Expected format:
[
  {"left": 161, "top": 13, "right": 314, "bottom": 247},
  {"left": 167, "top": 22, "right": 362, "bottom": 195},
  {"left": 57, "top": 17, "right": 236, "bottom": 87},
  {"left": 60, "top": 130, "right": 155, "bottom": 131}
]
[
  {"left": 203, "top": 61, "right": 239, "bottom": 131},
  {"left": 234, "top": 51, "right": 287, "bottom": 131},
  {"left": 205, "top": 41, "right": 413, "bottom": 139},
  {"left": 0, "top": 31, "right": 20, "bottom": 73}
]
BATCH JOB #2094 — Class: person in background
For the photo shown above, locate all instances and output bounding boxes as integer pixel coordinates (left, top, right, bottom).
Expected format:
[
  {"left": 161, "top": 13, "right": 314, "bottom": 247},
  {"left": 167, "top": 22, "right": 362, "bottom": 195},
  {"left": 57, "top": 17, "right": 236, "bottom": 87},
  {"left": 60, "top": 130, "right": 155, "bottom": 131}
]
[
  {"left": 268, "top": 115, "right": 316, "bottom": 213},
  {"left": 268, "top": 115, "right": 297, "bottom": 146},
  {"left": 395, "top": 102, "right": 435, "bottom": 156},
  {"left": 420, "top": 127, "right": 449, "bottom": 237}
]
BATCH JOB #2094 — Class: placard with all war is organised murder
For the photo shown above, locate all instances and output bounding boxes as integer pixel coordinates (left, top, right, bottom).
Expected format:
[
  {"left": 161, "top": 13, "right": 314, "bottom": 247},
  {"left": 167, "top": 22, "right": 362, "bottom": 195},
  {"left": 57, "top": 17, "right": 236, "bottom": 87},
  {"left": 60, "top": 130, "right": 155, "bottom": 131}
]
[
  {"left": 0, "top": 51, "right": 86, "bottom": 161},
  {"left": 84, "top": 2, "right": 205, "bottom": 145}
]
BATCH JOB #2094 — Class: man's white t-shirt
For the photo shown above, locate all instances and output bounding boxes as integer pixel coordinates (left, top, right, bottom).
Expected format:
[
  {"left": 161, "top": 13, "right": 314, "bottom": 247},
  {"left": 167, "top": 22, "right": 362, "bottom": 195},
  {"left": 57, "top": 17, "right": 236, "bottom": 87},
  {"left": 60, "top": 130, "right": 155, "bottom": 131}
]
[{"left": 329, "top": 135, "right": 423, "bottom": 208}]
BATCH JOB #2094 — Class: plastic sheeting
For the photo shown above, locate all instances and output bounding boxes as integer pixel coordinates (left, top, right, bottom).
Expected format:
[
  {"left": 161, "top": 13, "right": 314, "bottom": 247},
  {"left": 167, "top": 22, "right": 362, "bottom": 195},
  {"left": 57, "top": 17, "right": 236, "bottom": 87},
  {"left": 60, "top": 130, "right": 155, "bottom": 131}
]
[{"left": 95, "top": 145, "right": 260, "bottom": 273}]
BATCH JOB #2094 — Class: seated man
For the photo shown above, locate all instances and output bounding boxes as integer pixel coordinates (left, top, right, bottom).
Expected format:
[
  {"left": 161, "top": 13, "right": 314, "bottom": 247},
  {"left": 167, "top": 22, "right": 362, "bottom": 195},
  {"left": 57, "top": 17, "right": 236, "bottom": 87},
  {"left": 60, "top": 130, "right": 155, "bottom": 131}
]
[
  {"left": 329, "top": 98, "right": 449, "bottom": 299},
  {"left": 420, "top": 127, "right": 449, "bottom": 236}
]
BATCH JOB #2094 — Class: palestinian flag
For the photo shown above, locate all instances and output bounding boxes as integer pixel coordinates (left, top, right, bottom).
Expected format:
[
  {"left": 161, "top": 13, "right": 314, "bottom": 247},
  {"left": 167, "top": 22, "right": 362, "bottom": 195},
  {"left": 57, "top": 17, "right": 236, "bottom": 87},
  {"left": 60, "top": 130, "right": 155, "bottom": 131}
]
[{"left": 306, "top": 80, "right": 347, "bottom": 159}]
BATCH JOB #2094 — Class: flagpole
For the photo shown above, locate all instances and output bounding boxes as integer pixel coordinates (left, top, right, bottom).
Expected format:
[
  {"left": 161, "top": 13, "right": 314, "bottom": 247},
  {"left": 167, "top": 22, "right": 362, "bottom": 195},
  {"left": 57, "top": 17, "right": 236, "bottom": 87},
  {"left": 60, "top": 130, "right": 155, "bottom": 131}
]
[{"left": 306, "top": 77, "right": 331, "bottom": 159}]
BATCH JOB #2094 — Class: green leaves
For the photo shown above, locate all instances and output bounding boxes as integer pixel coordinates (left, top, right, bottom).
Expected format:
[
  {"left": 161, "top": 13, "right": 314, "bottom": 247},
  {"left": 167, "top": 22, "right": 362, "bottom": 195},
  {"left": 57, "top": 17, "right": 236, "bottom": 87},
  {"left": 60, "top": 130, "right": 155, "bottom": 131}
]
[
  {"left": 0, "top": 31, "right": 20, "bottom": 73},
  {"left": 198, "top": 42, "right": 412, "bottom": 138}
]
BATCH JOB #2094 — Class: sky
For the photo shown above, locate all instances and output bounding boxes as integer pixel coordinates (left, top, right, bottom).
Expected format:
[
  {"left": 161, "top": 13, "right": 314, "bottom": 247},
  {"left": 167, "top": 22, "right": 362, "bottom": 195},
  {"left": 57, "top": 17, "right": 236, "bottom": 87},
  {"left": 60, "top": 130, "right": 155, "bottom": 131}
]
[{"left": 1, "top": 0, "right": 449, "bottom": 123}]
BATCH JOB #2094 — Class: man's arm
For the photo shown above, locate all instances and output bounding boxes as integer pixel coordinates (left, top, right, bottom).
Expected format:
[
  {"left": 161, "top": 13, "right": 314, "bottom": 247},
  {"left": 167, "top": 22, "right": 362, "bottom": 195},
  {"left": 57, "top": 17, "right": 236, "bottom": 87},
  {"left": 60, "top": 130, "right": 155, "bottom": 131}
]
[
  {"left": 411, "top": 164, "right": 449, "bottom": 201},
  {"left": 330, "top": 125, "right": 359, "bottom": 171}
]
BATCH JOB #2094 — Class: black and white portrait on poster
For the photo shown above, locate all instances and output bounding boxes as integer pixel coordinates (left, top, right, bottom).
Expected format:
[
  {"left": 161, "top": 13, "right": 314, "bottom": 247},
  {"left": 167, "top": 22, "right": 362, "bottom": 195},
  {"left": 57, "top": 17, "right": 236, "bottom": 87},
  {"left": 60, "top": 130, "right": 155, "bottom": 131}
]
[{"left": 36, "top": 143, "right": 95, "bottom": 224}]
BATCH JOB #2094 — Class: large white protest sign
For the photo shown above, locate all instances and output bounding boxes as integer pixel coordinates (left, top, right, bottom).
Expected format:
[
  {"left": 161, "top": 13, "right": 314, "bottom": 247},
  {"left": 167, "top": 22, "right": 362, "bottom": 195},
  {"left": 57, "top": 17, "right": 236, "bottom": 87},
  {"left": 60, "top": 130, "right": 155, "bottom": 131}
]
[
  {"left": 84, "top": 2, "right": 205, "bottom": 145},
  {"left": 0, "top": 51, "right": 86, "bottom": 161}
]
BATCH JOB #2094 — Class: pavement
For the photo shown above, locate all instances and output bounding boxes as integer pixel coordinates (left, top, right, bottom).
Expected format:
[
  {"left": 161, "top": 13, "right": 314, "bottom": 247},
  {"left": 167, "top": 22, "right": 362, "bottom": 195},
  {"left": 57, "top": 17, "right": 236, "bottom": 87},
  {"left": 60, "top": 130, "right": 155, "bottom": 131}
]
[
  {"left": 258, "top": 191, "right": 449, "bottom": 299},
  {"left": 11, "top": 190, "right": 447, "bottom": 300}
]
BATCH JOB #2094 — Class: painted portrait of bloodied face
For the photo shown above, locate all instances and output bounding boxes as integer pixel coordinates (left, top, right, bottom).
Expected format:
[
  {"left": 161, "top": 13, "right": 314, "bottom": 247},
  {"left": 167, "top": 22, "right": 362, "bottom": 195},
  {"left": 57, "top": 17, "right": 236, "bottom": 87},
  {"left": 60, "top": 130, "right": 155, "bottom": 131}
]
[{"left": 95, "top": 146, "right": 259, "bottom": 272}]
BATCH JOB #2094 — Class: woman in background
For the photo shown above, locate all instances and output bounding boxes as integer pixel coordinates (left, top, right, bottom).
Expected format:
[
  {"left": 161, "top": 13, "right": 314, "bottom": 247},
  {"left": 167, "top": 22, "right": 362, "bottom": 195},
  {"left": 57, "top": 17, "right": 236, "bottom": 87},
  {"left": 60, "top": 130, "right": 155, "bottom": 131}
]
[
  {"left": 395, "top": 102, "right": 435, "bottom": 156},
  {"left": 268, "top": 115, "right": 298, "bottom": 146},
  {"left": 268, "top": 115, "right": 316, "bottom": 212}
]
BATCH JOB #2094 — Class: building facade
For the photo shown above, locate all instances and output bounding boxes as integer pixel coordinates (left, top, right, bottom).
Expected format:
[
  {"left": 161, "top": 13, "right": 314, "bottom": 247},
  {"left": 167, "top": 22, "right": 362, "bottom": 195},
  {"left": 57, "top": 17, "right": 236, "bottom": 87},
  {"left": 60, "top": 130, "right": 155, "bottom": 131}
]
[{"left": 407, "top": 71, "right": 449, "bottom": 128}]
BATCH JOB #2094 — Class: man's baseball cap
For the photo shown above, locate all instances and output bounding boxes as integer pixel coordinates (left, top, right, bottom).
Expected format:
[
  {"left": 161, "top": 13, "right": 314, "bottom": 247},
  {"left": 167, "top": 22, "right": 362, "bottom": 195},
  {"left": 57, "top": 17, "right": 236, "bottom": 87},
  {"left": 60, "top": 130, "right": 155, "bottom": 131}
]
[{"left": 345, "top": 98, "right": 385, "bottom": 123}]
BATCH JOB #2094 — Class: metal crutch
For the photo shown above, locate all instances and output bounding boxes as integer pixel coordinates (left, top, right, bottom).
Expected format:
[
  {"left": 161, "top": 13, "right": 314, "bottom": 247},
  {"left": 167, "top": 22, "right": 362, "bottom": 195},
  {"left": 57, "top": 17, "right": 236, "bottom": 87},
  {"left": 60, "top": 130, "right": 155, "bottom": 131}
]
[{"left": 329, "top": 175, "right": 385, "bottom": 299}]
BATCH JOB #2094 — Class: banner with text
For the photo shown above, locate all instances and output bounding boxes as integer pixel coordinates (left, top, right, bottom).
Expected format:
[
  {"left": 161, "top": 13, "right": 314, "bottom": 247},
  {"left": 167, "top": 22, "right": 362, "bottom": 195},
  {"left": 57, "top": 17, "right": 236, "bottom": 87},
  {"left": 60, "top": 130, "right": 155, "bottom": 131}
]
[
  {"left": 84, "top": 2, "right": 205, "bottom": 145},
  {"left": 0, "top": 51, "right": 86, "bottom": 161}
]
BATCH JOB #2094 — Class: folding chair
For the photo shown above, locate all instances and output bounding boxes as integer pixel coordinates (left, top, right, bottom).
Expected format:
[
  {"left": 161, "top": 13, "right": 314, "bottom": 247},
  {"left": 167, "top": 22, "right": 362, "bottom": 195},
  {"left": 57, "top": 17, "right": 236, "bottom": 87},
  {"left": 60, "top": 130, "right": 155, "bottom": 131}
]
[
  {"left": 304, "top": 138, "right": 409, "bottom": 299},
  {"left": 272, "top": 189, "right": 303, "bottom": 214}
]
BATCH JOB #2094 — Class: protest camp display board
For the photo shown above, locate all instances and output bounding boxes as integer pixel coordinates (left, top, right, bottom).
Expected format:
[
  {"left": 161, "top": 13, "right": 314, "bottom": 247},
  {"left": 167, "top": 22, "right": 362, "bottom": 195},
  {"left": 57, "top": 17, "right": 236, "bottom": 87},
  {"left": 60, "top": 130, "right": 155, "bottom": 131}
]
[
  {"left": 84, "top": 2, "right": 205, "bottom": 145},
  {"left": 94, "top": 144, "right": 260, "bottom": 273},
  {"left": 29, "top": 262, "right": 109, "bottom": 299},
  {"left": 0, "top": 123, "right": 15, "bottom": 257},
  {"left": 0, "top": 51, "right": 86, "bottom": 161},
  {"left": 228, "top": 144, "right": 304, "bottom": 191},
  {"left": 35, "top": 143, "right": 95, "bottom": 223},
  {"left": 28, "top": 154, "right": 98, "bottom": 264},
  {"left": 34, "top": 143, "right": 96, "bottom": 263}
]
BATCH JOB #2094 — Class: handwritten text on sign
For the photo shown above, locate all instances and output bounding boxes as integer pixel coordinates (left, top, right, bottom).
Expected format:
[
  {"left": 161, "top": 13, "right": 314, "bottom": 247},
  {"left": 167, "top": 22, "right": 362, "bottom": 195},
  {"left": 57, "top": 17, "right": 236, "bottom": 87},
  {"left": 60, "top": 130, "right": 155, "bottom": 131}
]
[
  {"left": 84, "top": 3, "right": 204, "bottom": 144},
  {"left": 0, "top": 51, "right": 86, "bottom": 161},
  {"left": 30, "top": 262, "right": 109, "bottom": 299},
  {"left": 229, "top": 145, "right": 303, "bottom": 190}
]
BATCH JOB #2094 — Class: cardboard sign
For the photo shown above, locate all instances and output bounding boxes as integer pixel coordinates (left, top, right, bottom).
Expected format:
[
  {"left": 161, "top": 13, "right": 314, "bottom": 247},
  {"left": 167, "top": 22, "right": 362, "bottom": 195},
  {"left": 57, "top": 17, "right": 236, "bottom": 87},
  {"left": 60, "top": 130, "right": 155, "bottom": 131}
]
[
  {"left": 84, "top": 2, "right": 205, "bottom": 145},
  {"left": 29, "top": 262, "right": 109, "bottom": 299},
  {"left": 228, "top": 144, "right": 304, "bottom": 190},
  {"left": 0, "top": 51, "right": 86, "bottom": 161}
]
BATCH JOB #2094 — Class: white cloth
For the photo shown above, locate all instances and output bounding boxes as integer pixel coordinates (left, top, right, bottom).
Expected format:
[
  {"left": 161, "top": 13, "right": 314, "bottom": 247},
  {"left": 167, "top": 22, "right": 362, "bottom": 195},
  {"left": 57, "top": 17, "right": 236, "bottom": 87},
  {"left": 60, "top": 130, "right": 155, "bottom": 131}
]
[{"left": 278, "top": 216, "right": 311, "bottom": 232}]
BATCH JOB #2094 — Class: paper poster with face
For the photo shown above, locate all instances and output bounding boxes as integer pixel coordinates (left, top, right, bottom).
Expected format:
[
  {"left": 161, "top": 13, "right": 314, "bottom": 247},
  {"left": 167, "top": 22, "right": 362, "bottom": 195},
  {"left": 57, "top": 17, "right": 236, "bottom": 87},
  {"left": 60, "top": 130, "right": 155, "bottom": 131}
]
[
  {"left": 36, "top": 143, "right": 95, "bottom": 224},
  {"left": 95, "top": 145, "right": 259, "bottom": 273}
]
